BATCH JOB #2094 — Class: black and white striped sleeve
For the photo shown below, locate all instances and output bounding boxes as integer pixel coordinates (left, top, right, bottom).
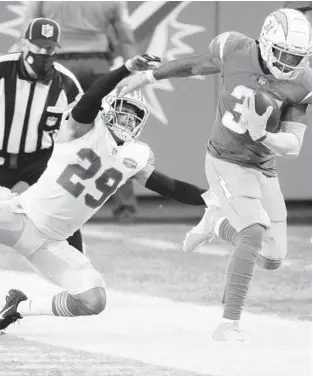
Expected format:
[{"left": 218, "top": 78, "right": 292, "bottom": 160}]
[{"left": 53, "top": 62, "right": 83, "bottom": 104}]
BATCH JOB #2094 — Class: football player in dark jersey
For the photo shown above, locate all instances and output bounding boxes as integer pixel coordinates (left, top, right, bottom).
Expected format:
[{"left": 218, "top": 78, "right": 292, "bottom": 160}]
[{"left": 117, "top": 8, "right": 312, "bottom": 342}]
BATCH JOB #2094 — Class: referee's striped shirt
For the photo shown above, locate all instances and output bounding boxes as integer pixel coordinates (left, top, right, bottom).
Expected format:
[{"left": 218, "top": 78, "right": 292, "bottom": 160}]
[{"left": 0, "top": 52, "right": 83, "bottom": 155}]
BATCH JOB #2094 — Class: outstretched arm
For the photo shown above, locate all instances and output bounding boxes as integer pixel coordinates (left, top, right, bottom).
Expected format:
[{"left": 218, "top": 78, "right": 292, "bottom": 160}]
[
  {"left": 71, "top": 65, "right": 131, "bottom": 125},
  {"left": 153, "top": 53, "right": 220, "bottom": 79},
  {"left": 152, "top": 32, "right": 234, "bottom": 80},
  {"left": 117, "top": 32, "right": 236, "bottom": 96},
  {"left": 146, "top": 169, "right": 206, "bottom": 205},
  {"left": 135, "top": 164, "right": 206, "bottom": 205},
  {"left": 118, "top": 52, "right": 219, "bottom": 96}
]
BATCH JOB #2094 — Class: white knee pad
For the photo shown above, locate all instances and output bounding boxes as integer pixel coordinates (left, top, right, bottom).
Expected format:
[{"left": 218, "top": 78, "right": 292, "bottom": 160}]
[
  {"left": 70, "top": 267, "right": 106, "bottom": 295},
  {"left": 26, "top": 241, "right": 105, "bottom": 294}
]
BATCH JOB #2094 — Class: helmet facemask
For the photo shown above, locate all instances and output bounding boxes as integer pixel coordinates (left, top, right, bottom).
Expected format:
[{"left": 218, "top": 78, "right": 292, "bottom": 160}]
[
  {"left": 101, "top": 91, "right": 149, "bottom": 142},
  {"left": 260, "top": 38, "right": 310, "bottom": 79},
  {"left": 259, "top": 9, "right": 312, "bottom": 80}
]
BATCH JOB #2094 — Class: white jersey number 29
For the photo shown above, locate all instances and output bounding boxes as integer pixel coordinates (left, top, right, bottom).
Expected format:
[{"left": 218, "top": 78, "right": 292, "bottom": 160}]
[
  {"left": 221, "top": 85, "right": 254, "bottom": 133},
  {"left": 57, "top": 148, "right": 123, "bottom": 209}
]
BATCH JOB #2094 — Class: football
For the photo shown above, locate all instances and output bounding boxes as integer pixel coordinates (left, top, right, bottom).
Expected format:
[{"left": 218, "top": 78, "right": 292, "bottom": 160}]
[{"left": 254, "top": 90, "right": 281, "bottom": 133}]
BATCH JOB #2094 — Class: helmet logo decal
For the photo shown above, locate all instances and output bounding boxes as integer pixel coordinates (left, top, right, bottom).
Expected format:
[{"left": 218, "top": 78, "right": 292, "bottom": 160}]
[{"left": 274, "top": 11, "right": 288, "bottom": 40}]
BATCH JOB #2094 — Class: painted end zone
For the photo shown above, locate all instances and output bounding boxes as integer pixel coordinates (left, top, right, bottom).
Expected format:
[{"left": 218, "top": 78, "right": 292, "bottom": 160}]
[{"left": 0, "top": 270, "right": 311, "bottom": 376}]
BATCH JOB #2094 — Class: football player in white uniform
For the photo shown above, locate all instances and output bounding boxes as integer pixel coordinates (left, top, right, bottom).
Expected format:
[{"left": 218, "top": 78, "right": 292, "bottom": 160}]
[{"left": 0, "top": 54, "right": 207, "bottom": 331}]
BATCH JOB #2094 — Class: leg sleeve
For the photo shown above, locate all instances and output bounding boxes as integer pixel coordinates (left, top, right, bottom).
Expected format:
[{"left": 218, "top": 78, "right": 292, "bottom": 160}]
[{"left": 258, "top": 177, "right": 288, "bottom": 268}]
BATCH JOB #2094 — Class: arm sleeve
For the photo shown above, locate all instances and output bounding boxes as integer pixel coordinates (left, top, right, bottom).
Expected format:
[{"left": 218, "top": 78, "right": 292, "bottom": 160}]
[
  {"left": 299, "top": 66, "right": 312, "bottom": 105},
  {"left": 112, "top": 2, "right": 137, "bottom": 59},
  {"left": 71, "top": 65, "right": 130, "bottom": 124},
  {"left": 144, "top": 170, "right": 206, "bottom": 206}
]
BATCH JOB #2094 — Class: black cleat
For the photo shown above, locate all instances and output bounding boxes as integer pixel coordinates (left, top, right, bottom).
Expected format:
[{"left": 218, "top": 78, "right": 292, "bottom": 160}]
[{"left": 0, "top": 289, "right": 27, "bottom": 331}]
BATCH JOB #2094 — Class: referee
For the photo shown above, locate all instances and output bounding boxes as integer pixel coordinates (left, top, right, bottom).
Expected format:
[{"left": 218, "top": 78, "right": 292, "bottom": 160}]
[{"left": 0, "top": 17, "right": 84, "bottom": 253}]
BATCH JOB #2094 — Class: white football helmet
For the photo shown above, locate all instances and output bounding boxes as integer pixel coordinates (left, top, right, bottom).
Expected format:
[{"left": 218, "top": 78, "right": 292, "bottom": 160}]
[
  {"left": 101, "top": 89, "right": 149, "bottom": 142},
  {"left": 259, "top": 8, "right": 312, "bottom": 80}
]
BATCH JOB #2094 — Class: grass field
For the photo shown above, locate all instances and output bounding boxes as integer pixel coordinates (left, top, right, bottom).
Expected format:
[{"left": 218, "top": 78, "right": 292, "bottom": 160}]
[{"left": 0, "top": 221, "right": 311, "bottom": 376}]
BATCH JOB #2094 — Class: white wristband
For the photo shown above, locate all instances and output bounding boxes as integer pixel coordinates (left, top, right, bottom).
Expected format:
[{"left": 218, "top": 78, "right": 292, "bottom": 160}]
[
  {"left": 125, "top": 59, "right": 133, "bottom": 72},
  {"left": 146, "top": 70, "right": 157, "bottom": 83}
]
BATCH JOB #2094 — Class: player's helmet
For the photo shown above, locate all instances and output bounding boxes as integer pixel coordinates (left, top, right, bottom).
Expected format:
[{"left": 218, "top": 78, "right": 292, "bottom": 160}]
[
  {"left": 101, "top": 89, "right": 149, "bottom": 142},
  {"left": 259, "top": 9, "right": 312, "bottom": 80}
]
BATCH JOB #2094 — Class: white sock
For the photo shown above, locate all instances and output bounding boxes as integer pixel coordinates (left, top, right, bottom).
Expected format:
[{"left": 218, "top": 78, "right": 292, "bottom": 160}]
[
  {"left": 18, "top": 298, "right": 54, "bottom": 316},
  {"left": 221, "top": 318, "right": 238, "bottom": 324},
  {"left": 214, "top": 216, "right": 226, "bottom": 237}
]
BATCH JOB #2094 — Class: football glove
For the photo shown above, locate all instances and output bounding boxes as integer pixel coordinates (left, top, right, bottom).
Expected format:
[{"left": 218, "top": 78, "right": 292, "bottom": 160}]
[
  {"left": 117, "top": 70, "right": 157, "bottom": 97},
  {"left": 125, "top": 53, "right": 161, "bottom": 72},
  {"left": 243, "top": 93, "right": 273, "bottom": 141}
]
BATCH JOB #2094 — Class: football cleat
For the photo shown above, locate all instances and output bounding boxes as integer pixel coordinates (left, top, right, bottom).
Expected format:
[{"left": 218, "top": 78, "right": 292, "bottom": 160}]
[
  {"left": 0, "top": 289, "right": 28, "bottom": 331},
  {"left": 183, "top": 205, "right": 222, "bottom": 253},
  {"left": 212, "top": 320, "right": 246, "bottom": 343}
]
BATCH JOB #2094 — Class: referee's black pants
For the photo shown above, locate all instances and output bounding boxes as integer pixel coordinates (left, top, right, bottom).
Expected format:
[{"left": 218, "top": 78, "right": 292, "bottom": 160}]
[{"left": 0, "top": 149, "right": 84, "bottom": 253}]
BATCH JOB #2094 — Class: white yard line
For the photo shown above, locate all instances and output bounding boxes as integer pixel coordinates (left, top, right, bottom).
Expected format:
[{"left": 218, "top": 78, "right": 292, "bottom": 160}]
[
  {"left": 82, "top": 225, "right": 310, "bottom": 264},
  {"left": 0, "top": 270, "right": 310, "bottom": 376},
  {"left": 83, "top": 226, "right": 230, "bottom": 256}
]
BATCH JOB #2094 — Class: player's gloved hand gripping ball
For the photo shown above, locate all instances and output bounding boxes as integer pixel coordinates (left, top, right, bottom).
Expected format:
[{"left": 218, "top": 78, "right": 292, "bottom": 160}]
[{"left": 243, "top": 90, "right": 281, "bottom": 141}]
